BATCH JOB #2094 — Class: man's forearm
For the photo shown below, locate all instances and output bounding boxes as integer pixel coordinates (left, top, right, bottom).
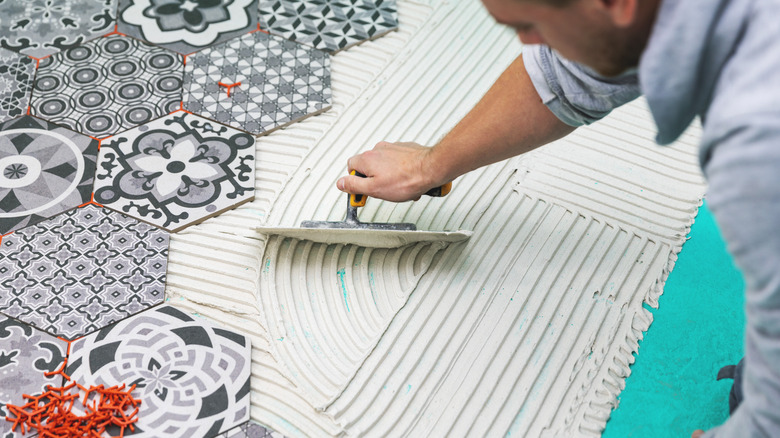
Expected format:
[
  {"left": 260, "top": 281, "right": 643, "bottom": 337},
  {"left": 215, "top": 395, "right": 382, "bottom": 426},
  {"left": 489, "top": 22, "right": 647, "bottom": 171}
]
[
  {"left": 427, "top": 54, "right": 575, "bottom": 184},
  {"left": 339, "top": 54, "right": 574, "bottom": 201}
]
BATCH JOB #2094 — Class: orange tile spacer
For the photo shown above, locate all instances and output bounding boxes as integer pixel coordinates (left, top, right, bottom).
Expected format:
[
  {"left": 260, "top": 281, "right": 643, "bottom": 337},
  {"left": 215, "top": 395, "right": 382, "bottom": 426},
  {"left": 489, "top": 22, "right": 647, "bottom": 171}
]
[
  {"left": 79, "top": 194, "right": 104, "bottom": 208},
  {"left": 217, "top": 81, "right": 241, "bottom": 97},
  {"left": 29, "top": 55, "right": 48, "bottom": 68},
  {"left": 171, "top": 101, "right": 186, "bottom": 114},
  {"left": 5, "top": 357, "right": 141, "bottom": 437},
  {"left": 103, "top": 24, "right": 127, "bottom": 37}
]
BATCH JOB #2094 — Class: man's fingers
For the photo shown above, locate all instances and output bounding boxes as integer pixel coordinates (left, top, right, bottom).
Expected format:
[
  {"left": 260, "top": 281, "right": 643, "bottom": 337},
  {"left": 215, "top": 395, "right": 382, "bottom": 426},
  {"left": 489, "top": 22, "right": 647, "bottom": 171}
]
[
  {"left": 346, "top": 151, "right": 371, "bottom": 174},
  {"left": 691, "top": 430, "right": 705, "bottom": 438},
  {"left": 337, "top": 174, "right": 373, "bottom": 195}
]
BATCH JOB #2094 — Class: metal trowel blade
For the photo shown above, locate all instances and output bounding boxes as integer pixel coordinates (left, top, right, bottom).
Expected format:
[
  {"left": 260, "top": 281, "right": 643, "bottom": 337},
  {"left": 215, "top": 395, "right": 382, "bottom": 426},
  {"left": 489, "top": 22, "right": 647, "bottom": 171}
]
[{"left": 254, "top": 226, "right": 473, "bottom": 248}]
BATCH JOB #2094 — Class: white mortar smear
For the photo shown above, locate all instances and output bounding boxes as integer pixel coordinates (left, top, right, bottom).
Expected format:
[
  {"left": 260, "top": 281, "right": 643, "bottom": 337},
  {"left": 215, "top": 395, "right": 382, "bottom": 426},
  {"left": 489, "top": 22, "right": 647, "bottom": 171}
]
[{"left": 164, "top": 0, "right": 706, "bottom": 436}]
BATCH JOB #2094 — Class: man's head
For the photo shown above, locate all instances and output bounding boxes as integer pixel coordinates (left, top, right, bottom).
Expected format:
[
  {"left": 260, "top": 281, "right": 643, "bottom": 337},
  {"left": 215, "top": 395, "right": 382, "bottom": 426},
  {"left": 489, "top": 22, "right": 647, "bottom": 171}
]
[{"left": 482, "top": 0, "right": 661, "bottom": 76}]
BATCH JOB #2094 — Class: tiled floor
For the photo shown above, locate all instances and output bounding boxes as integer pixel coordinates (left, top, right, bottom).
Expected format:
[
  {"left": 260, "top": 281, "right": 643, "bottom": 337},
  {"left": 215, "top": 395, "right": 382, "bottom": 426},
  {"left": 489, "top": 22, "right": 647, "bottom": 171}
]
[{"left": 0, "top": 0, "right": 396, "bottom": 436}]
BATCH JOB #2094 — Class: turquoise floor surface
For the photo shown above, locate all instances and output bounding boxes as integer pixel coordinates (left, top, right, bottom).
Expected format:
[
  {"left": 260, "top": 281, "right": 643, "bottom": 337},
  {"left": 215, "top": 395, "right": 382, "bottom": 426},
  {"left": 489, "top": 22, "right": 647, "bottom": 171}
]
[{"left": 603, "top": 202, "right": 745, "bottom": 437}]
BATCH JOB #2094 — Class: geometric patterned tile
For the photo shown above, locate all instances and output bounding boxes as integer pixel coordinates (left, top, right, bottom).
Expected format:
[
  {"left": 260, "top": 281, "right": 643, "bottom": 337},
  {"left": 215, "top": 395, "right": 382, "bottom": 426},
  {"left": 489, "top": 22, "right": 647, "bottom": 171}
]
[
  {"left": 67, "top": 305, "right": 252, "bottom": 438},
  {"left": 0, "top": 116, "right": 98, "bottom": 235},
  {"left": 30, "top": 35, "right": 183, "bottom": 138},
  {"left": 118, "top": 0, "right": 259, "bottom": 55},
  {"left": 218, "top": 421, "right": 287, "bottom": 438},
  {"left": 93, "top": 112, "right": 256, "bottom": 232},
  {"left": 0, "top": 315, "right": 67, "bottom": 438},
  {"left": 258, "top": 0, "right": 398, "bottom": 53},
  {"left": 0, "top": 0, "right": 116, "bottom": 59},
  {"left": 183, "top": 31, "right": 330, "bottom": 135},
  {"left": 0, "top": 49, "right": 35, "bottom": 124},
  {"left": 0, "top": 205, "right": 169, "bottom": 340}
]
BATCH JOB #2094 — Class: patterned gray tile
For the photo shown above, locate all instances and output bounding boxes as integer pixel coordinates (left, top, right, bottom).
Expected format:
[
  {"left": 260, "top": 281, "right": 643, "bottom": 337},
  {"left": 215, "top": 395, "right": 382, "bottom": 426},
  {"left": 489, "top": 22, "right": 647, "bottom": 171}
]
[
  {"left": 0, "top": 49, "right": 35, "bottom": 124},
  {"left": 0, "top": 314, "right": 67, "bottom": 438},
  {"left": 0, "top": 0, "right": 116, "bottom": 59},
  {"left": 0, "top": 115, "right": 98, "bottom": 235},
  {"left": 0, "top": 205, "right": 169, "bottom": 340},
  {"left": 67, "top": 305, "right": 252, "bottom": 438},
  {"left": 118, "top": 0, "right": 259, "bottom": 55},
  {"left": 30, "top": 35, "right": 183, "bottom": 138},
  {"left": 218, "top": 421, "right": 286, "bottom": 438},
  {"left": 258, "top": 0, "right": 398, "bottom": 53},
  {"left": 183, "top": 31, "right": 330, "bottom": 135},
  {"left": 93, "top": 112, "right": 255, "bottom": 232}
]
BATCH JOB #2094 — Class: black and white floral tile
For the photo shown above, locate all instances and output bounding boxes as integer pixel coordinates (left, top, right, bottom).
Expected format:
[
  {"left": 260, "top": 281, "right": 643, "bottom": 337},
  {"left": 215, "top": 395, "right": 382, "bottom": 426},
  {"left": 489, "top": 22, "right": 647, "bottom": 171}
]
[
  {"left": 0, "top": 205, "right": 169, "bottom": 340},
  {"left": 118, "top": 0, "right": 260, "bottom": 55},
  {"left": 182, "top": 32, "right": 331, "bottom": 135},
  {"left": 94, "top": 112, "right": 256, "bottom": 232},
  {"left": 67, "top": 305, "right": 252, "bottom": 437},
  {"left": 0, "top": 116, "right": 98, "bottom": 235},
  {"left": 258, "top": 0, "right": 399, "bottom": 53},
  {"left": 0, "top": 0, "right": 397, "bottom": 436},
  {"left": 0, "top": 0, "right": 116, "bottom": 58},
  {"left": 0, "top": 314, "right": 67, "bottom": 438},
  {"left": 0, "top": 49, "right": 34, "bottom": 124}
]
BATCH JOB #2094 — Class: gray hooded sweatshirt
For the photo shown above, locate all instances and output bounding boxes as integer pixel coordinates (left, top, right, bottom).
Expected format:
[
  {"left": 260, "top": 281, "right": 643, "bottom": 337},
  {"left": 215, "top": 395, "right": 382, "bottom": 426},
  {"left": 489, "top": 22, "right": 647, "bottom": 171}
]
[{"left": 524, "top": 0, "right": 780, "bottom": 436}]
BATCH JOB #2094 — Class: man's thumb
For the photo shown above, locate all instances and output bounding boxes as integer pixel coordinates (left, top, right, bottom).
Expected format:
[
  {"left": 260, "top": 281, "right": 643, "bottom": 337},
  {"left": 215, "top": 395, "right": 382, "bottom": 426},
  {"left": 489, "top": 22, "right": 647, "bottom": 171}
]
[{"left": 337, "top": 175, "right": 371, "bottom": 195}]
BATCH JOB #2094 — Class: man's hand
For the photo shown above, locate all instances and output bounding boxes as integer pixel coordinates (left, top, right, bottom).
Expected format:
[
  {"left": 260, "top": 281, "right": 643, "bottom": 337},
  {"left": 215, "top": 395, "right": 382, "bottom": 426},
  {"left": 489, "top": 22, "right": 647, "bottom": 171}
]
[
  {"left": 691, "top": 430, "right": 705, "bottom": 438},
  {"left": 336, "top": 142, "right": 446, "bottom": 202}
]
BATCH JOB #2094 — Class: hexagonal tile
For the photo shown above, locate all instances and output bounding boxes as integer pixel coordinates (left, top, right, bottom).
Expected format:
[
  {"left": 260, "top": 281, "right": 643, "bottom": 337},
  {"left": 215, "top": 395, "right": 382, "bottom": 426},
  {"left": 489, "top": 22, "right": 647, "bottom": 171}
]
[
  {"left": 0, "top": 49, "right": 35, "bottom": 124},
  {"left": 67, "top": 305, "right": 252, "bottom": 438},
  {"left": 0, "top": 205, "right": 169, "bottom": 340},
  {"left": 0, "top": 315, "right": 68, "bottom": 438},
  {"left": 0, "top": 0, "right": 116, "bottom": 59},
  {"left": 118, "top": 0, "right": 259, "bottom": 55},
  {"left": 30, "top": 35, "right": 183, "bottom": 138},
  {"left": 258, "top": 0, "right": 398, "bottom": 53},
  {"left": 0, "top": 116, "right": 98, "bottom": 235},
  {"left": 93, "top": 112, "right": 256, "bottom": 232},
  {"left": 183, "top": 31, "right": 330, "bottom": 135}
]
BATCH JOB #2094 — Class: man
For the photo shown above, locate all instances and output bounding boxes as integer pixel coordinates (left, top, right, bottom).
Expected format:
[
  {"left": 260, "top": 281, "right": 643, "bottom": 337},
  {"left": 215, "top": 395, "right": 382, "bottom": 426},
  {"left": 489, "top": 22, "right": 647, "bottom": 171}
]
[{"left": 335, "top": 0, "right": 780, "bottom": 436}]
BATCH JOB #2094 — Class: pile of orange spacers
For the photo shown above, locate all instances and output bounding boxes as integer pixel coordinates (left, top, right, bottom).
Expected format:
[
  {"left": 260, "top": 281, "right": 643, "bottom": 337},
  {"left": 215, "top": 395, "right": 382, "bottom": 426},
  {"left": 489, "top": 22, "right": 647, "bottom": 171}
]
[{"left": 4, "top": 359, "right": 141, "bottom": 437}]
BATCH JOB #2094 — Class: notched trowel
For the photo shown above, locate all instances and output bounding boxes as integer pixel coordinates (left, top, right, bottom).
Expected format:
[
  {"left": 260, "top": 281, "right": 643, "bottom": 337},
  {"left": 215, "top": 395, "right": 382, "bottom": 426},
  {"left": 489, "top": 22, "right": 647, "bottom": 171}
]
[{"left": 256, "top": 172, "right": 473, "bottom": 248}]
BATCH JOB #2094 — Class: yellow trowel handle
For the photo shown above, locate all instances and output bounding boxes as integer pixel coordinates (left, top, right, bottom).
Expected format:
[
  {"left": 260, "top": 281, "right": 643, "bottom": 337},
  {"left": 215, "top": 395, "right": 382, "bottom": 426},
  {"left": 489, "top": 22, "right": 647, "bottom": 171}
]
[{"left": 348, "top": 170, "right": 452, "bottom": 207}]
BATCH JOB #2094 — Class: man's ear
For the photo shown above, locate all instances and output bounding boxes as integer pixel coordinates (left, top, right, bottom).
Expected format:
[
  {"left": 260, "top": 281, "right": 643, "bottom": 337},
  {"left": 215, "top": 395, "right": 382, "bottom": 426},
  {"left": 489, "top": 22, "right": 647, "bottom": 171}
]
[{"left": 600, "top": 0, "right": 638, "bottom": 27}]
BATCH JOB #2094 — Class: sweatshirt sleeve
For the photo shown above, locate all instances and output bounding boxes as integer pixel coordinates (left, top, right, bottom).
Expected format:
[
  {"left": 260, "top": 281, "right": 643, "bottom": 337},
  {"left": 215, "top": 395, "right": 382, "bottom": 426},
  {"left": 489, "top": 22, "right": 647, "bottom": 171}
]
[
  {"left": 691, "top": 1, "right": 780, "bottom": 435},
  {"left": 700, "top": 110, "right": 780, "bottom": 438},
  {"left": 523, "top": 44, "right": 641, "bottom": 127}
]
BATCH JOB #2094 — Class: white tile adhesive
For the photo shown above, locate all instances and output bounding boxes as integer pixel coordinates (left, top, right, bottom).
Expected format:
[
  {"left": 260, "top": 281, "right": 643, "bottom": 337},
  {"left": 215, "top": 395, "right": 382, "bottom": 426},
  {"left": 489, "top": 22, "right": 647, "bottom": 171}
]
[{"left": 165, "top": 0, "right": 706, "bottom": 436}]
